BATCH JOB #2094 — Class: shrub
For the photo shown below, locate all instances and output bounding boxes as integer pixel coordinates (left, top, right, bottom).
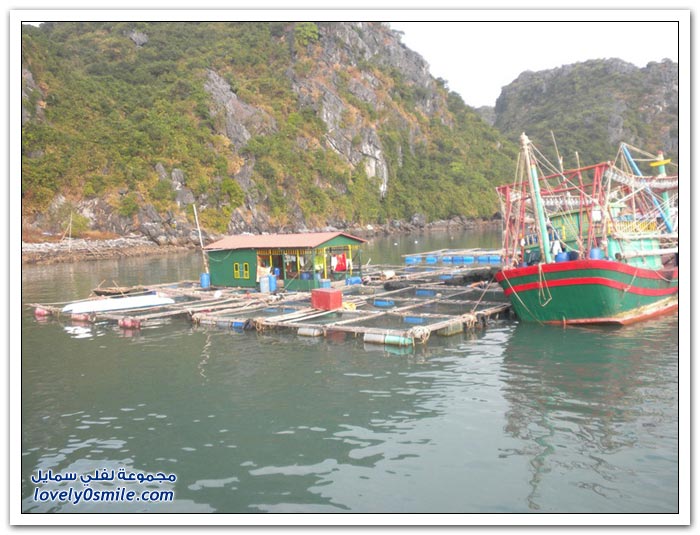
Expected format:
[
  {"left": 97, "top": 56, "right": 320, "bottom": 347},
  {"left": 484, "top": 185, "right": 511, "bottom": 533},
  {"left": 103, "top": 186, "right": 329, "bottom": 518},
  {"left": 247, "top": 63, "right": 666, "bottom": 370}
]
[
  {"left": 294, "top": 22, "right": 319, "bottom": 48},
  {"left": 118, "top": 193, "right": 140, "bottom": 217}
]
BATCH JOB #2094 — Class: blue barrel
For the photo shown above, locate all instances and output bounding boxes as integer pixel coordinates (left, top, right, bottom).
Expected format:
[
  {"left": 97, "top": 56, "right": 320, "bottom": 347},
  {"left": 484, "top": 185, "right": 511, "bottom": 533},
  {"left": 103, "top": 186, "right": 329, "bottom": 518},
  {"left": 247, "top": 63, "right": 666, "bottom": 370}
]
[
  {"left": 301, "top": 272, "right": 312, "bottom": 280},
  {"left": 477, "top": 255, "right": 489, "bottom": 264},
  {"left": 260, "top": 276, "right": 270, "bottom": 293},
  {"left": 489, "top": 255, "right": 501, "bottom": 264},
  {"left": 200, "top": 272, "right": 211, "bottom": 289},
  {"left": 464, "top": 256, "right": 475, "bottom": 264},
  {"left": 426, "top": 255, "right": 438, "bottom": 264},
  {"left": 269, "top": 274, "right": 278, "bottom": 291},
  {"left": 320, "top": 278, "right": 331, "bottom": 289},
  {"left": 405, "top": 256, "right": 420, "bottom": 264},
  {"left": 568, "top": 251, "right": 579, "bottom": 261},
  {"left": 441, "top": 256, "right": 452, "bottom": 264},
  {"left": 589, "top": 247, "right": 604, "bottom": 260},
  {"left": 345, "top": 276, "right": 362, "bottom": 285},
  {"left": 555, "top": 252, "right": 570, "bottom": 262},
  {"left": 416, "top": 289, "right": 436, "bottom": 297}
]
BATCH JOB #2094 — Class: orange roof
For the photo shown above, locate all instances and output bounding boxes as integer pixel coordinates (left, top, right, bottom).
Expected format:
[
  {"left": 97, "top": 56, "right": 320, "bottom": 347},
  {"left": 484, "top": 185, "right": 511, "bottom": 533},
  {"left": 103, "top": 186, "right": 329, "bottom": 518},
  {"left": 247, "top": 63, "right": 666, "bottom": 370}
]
[{"left": 204, "top": 231, "right": 366, "bottom": 251}]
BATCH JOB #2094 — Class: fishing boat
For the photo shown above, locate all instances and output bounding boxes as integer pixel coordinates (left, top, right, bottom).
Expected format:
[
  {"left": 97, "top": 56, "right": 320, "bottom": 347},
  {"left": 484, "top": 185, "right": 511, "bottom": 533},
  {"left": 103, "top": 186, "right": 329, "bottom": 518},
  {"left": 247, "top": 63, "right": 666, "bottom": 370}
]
[
  {"left": 92, "top": 285, "right": 148, "bottom": 296},
  {"left": 494, "top": 133, "right": 678, "bottom": 325},
  {"left": 61, "top": 294, "right": 175, "bottom": 315}
]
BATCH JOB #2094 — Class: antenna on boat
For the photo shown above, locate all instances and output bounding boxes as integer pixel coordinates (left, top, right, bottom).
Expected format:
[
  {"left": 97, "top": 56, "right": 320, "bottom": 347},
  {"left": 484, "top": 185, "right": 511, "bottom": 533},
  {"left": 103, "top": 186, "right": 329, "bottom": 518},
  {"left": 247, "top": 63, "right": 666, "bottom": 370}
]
[{"left": 550, "top": 130, "right": 564, "bottom": 173}]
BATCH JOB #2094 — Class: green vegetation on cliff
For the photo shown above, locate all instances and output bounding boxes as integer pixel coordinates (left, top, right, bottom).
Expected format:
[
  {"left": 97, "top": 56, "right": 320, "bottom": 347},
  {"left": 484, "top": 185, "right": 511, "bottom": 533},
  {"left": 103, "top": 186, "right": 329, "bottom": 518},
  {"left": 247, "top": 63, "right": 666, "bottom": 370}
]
[
  {"left": 21, "top": 22, "right": 517, "bottom": 234},
  {"left": 21, "top": 23, "right": 677, "bottom": 237},
  {"left": 493, "top": 58, "right": 678, "bottom": 167}
]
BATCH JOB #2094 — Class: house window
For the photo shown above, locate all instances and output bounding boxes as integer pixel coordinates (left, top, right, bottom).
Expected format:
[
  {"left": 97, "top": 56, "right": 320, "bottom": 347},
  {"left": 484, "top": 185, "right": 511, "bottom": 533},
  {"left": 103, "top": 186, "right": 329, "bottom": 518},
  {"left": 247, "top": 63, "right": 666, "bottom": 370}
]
[
  {"left": 233, "top": 262, "right": 240, "bottom": 278},
  {"left": 243, "top": 262, "right": 250, "bottom": 279}
]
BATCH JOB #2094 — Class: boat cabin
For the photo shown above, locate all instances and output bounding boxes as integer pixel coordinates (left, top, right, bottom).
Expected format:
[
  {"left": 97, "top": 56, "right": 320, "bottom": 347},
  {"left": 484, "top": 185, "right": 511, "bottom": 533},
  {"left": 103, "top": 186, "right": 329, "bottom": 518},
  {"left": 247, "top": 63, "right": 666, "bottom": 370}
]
[{"left": 204, "top": 232, "right": 367, "bottom": 291}]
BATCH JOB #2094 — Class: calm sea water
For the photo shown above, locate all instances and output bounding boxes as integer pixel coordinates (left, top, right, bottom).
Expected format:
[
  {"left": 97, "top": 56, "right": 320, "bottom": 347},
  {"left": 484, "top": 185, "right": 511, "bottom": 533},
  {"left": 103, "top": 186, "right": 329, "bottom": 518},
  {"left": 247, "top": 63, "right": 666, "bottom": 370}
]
[{"left": 20, "top": 230, "right": 679, "bottom": 515}]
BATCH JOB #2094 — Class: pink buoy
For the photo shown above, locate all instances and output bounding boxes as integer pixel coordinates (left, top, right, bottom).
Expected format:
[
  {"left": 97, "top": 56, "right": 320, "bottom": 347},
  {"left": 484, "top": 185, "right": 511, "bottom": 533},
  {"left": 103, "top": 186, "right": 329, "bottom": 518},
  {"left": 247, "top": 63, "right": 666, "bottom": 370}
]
[
  {"left": 118, "top": 317, "right": 141, "bottom": 330},
  {"left": 34, "top": 307, "right": 50, "bottom": 318}
]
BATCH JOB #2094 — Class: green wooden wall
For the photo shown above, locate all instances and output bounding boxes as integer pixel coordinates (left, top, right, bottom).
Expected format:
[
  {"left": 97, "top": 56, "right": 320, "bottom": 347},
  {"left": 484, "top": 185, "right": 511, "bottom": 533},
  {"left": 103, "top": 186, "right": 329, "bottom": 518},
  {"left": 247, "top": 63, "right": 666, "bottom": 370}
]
[{"left": 207, "top": 249, "right": 258, "bottom": 288}]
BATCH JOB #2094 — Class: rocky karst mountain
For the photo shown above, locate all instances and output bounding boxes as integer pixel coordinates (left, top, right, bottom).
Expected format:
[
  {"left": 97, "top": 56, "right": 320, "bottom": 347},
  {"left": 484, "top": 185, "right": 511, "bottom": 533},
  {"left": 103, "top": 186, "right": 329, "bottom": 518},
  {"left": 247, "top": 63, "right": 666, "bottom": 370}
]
[
  {"left": 21, "top": 22, "right": 678, "bottom": 245},
  {"left": 21, "top": 21, "right": 516, "bottom": 243},
  {"left": 488, "top": 58, "right": 678, "bottom": 167}
]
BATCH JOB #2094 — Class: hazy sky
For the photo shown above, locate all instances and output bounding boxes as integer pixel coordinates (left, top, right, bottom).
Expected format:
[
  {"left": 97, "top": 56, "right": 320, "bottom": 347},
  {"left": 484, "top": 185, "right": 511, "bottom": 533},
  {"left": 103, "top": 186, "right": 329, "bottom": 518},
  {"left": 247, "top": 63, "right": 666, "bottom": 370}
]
[{"left": 390, "top": 20, "right": 681, "bottom": 108}]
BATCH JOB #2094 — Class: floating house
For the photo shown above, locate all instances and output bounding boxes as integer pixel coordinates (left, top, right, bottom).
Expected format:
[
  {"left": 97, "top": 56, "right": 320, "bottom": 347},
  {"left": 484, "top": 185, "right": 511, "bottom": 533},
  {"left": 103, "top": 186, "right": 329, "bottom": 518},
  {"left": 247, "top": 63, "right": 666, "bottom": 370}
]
[{"left": 204, "top": 232, "right": 367, "bottom": 291}]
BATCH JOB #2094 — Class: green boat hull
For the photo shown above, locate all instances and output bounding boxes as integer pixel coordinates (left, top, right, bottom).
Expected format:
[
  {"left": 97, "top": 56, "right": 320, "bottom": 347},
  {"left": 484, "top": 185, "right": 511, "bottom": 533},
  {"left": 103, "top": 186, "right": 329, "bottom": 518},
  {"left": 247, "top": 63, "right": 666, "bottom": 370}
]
[{"left": 495, "top": 260, "right": 678, "bottom": 325}]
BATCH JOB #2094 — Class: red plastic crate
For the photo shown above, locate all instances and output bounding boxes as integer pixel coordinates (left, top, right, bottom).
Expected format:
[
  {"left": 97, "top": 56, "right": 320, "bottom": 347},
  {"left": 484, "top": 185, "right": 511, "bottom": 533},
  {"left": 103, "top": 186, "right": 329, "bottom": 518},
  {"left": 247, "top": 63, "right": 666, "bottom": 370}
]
[{"left": 311, "top": 288, "right": 342, "bottom": 310}]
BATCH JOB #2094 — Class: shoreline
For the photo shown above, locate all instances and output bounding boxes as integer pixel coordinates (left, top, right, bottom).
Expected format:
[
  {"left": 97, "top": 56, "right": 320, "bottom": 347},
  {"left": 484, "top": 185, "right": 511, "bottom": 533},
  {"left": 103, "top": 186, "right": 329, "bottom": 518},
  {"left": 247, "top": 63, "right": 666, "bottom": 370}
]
[
  {"left": 22, "top": 220, "right": 500, "bottom": 266},
  {"left": 21, "top": 236, "right": 195, "bottom": 266}
]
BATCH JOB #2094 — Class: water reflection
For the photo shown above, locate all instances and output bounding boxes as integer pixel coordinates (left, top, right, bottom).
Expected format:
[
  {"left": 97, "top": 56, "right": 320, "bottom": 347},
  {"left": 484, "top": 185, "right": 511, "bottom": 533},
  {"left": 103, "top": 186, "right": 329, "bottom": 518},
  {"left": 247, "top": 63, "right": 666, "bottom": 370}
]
[{"left": 499, "top": 317, "right": 679, "bottom": 512}]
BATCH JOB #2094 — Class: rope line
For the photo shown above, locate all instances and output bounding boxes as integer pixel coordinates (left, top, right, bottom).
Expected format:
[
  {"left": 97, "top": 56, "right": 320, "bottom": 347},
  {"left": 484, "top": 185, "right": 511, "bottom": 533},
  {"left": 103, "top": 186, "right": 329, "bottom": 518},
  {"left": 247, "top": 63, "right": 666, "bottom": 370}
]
[
  {"left": 500, "top": 271, "right": 544, "bottom": 326},
  {"left": 537, "top": 264, "right": 552, "bottom": 307}
]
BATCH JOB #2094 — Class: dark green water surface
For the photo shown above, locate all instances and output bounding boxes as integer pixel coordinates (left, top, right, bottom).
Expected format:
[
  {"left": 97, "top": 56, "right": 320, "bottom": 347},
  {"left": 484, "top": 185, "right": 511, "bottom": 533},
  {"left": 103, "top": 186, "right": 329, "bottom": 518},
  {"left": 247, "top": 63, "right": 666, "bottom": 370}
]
[{"left": 21, "top": 230, "right": 679, "bottom": 514}]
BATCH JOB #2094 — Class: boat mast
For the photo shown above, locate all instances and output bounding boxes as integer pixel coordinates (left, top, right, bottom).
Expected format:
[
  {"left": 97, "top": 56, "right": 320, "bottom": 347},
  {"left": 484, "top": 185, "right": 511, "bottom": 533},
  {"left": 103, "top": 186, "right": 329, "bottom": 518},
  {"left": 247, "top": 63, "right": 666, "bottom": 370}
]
[{"left": 520, "top": 133, "right": 552, "bottom": 264}]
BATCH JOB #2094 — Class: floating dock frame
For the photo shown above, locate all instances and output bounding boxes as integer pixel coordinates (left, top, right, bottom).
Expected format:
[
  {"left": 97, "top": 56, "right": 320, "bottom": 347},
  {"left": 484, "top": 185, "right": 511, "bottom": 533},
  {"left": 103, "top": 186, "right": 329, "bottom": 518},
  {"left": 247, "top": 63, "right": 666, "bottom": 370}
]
[
  {"left": 29, "top": 261, "right": 511, "bottom": 346},
  {"left": 192, "top": 283, "right": 511, "bottom": 346},
  {"left": 29, "top": 281, "right": 284, "bottom": 329}
]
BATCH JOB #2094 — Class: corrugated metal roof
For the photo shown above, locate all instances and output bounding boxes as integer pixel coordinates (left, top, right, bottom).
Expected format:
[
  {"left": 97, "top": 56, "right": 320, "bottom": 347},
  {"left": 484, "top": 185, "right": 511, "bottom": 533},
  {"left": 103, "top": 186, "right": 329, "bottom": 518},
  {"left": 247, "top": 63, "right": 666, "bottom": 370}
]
[{"left": 204, "top": 232, "right": 366, "bottom": 250}]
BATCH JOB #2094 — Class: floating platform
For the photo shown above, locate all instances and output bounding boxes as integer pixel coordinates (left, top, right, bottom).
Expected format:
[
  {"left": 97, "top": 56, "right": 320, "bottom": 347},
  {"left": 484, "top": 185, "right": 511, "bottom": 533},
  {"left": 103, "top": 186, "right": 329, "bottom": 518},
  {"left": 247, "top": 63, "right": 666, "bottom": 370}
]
[
  {"left": 30, "top": 281, "right": 279, "bottom": 329},
  {"left": 192, "top": 283, "right": 511, "bottom": 346},
  {"left": 29, "top": 260, "right": 512, "bottom": 346}
]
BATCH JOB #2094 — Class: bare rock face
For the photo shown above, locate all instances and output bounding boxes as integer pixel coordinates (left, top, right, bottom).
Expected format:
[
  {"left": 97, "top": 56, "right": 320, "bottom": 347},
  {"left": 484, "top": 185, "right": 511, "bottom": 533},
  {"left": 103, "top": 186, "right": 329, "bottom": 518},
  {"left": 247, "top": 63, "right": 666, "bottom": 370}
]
[
  {"left": 128, "top": 29, "right": 149, "bottom": 47},
  {"left": 203, "top": 69, "right": 277, "bottom": 151},
  {"left": 287, "top": 22, "right": 442, "bottom": 200},
  {"left": 137, "top": 202, "right": 204, "bottom": 246},
  {"left": 170, "top": 168, "right": 195, "bottom": 207},
  {"left": 22, "top": 67, "right": 45, "bottom": 125},
  {"left": 317, "top": 23, "right": 436, "bottom": 113}
]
